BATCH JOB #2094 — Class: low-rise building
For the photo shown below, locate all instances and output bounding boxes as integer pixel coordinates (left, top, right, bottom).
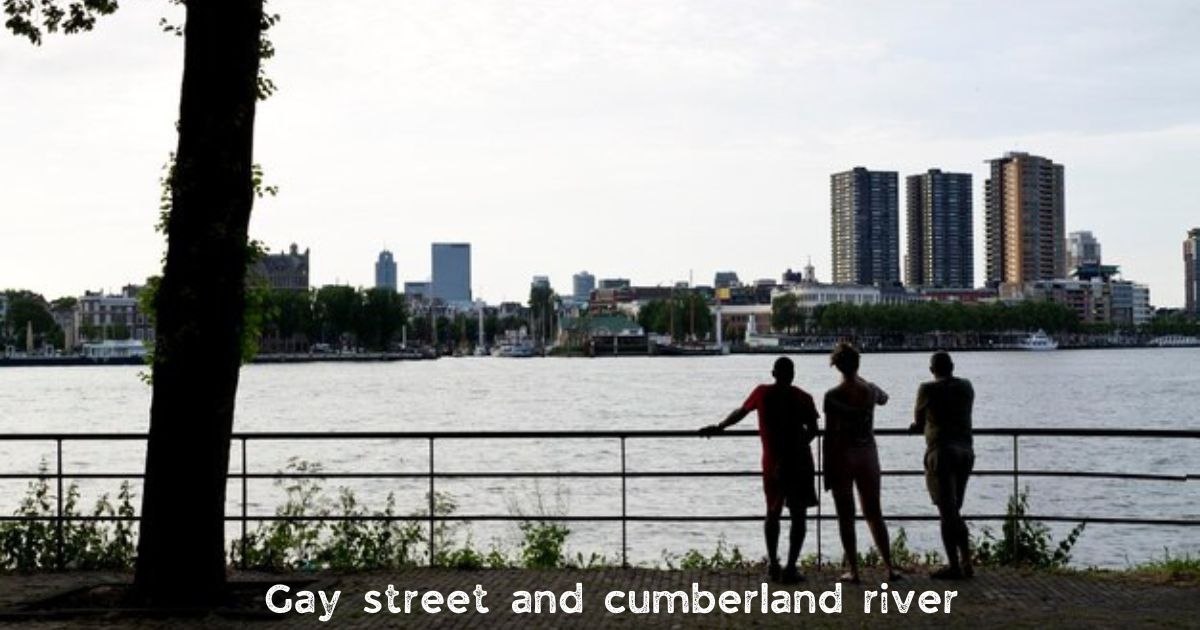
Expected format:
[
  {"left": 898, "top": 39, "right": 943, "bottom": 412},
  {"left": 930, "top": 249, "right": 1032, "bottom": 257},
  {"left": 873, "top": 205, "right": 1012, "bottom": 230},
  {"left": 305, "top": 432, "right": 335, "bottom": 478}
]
[
  {"left": 253, "top": 243, "right": 310, "bottom": 292},
  {"left": 77, "top": 285, "right": 154, "bottom": 342}
]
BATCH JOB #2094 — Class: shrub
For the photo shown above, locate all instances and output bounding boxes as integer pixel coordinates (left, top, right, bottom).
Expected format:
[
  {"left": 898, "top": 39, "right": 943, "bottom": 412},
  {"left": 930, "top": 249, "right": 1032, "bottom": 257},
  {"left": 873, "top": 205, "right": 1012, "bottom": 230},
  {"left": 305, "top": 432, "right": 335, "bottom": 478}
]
[{"left": 973, "top": 487, "right": 1085, "bottom": 569}]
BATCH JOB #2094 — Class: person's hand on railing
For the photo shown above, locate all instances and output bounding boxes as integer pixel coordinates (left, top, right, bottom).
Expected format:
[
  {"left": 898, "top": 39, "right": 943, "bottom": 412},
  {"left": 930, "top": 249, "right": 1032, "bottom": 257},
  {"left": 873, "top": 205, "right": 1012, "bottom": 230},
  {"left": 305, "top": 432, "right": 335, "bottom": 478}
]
[
  {"left": 699, "top": 424, "right": 723, "bottom": 437},
  {"left": 907, "top": 422, "right": 922, "bottom": 434}
]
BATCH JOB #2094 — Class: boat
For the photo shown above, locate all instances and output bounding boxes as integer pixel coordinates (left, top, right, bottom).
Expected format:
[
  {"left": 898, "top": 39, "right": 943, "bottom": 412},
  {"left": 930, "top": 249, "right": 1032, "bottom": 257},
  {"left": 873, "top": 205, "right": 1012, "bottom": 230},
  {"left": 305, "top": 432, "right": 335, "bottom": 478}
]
[
  {"left": 1016, "top": 330, "right": 1058, "bottom": 351},
  {"left": 1148, "top": 335, "right": 1200, "bottom": 348},
  {"left": 492, "top": 341, "right": 536, "bottom": 358}
]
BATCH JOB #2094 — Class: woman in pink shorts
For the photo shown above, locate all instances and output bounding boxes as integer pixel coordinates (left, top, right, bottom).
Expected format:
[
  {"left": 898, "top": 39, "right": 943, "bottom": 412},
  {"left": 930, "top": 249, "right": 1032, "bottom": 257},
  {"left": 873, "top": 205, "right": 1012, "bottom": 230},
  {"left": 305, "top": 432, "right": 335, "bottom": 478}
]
[{"left": 822, "top": 342, "right": 901, "bottom": 583}]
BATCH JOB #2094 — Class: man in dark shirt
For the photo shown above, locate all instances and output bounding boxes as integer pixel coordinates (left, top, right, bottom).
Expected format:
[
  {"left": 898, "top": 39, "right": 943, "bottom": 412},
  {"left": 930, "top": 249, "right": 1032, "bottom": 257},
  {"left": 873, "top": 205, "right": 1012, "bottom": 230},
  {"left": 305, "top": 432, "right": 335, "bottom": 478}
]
[
  {"left": 910, "top": 351, "right": 975, "bottom": 579},
  {"left": 701, "top": 357, "right": 819, "bottom": 583}
]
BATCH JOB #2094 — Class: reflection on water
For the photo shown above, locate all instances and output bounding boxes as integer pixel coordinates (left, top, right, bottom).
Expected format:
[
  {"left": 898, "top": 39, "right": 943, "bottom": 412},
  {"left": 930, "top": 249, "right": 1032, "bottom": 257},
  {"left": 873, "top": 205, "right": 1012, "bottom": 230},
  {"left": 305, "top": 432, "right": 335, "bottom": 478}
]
[{"left": 0, "top": 349, "right": 1196, "bottom": 567}]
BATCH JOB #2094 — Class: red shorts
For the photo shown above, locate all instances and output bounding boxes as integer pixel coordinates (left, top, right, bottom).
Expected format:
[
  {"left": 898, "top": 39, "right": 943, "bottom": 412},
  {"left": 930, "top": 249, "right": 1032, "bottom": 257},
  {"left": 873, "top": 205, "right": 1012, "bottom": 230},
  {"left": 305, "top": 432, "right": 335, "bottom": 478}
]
[{"left": 762, "top": 451, "right": 818, "bottom": 512}]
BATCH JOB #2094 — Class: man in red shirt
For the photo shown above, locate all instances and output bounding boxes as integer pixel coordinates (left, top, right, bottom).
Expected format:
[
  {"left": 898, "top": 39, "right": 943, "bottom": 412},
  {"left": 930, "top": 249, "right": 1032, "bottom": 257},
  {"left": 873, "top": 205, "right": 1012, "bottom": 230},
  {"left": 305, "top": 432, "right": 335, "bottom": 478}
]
[{"left": 701, "top": 357, "right": 820, "bottom": 583}]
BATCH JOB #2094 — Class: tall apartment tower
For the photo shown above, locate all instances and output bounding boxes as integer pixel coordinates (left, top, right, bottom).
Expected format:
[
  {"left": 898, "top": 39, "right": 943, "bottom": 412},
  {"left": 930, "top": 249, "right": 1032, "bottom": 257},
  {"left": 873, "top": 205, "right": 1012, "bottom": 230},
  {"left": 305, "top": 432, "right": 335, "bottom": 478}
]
[
  {"left": 831, "top": 167, "right": 900, "bottom": 286},
  {"left": 984, "top": 152, "right": 1066, "bottom": 287},
  {"left": 905, "top": 169, "right": 974, "bottom": 288},
  {"left": 374, "top": 249, "right": 397, "bottom": 291},
  {"left": 1186, "top": 228, "right": 1200, "bottom": 316},
  {"left": 431, "top": 243, "right": 472, "bottom": 304},
  {"left": 1066, "top": 231, "right": 1102, "bottom": 271},
  {"left": 572, "top": 271, "right": 596, "bottom": 301}
]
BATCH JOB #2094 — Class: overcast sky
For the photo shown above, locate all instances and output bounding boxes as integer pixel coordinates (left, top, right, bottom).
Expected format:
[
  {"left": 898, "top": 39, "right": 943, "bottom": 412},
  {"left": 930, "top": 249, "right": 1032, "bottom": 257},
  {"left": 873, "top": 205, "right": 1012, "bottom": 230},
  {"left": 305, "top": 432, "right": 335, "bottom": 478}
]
[{"left": 2, "top": 0, "right": 1198, "bottom": 305}]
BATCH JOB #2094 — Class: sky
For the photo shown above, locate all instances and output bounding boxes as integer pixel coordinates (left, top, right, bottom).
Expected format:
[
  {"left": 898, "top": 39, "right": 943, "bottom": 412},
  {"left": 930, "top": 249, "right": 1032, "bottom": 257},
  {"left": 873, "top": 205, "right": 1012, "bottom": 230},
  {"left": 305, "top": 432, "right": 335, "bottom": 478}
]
[{"left": 2, "top": 0, "right": 1198, "bottom": 306}]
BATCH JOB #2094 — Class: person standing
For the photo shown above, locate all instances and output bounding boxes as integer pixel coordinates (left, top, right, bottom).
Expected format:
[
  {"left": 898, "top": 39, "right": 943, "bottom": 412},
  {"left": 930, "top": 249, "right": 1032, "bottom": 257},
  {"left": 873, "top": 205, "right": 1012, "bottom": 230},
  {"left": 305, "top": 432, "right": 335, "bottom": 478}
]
[
  {"left": 823, "top": 342, "right": 900, "bottom": 583},
  {"left": 700, "top": 357, "right": 819, "bottom": 583},
  {"left": 911, "top": 350, "right": 976, "bottom": 579}
]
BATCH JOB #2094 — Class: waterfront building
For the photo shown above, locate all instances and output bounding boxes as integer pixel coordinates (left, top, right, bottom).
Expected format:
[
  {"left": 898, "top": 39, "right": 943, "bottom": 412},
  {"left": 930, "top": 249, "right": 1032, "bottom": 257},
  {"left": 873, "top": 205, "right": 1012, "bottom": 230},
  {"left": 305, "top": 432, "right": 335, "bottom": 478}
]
[
  {"left": 1022, "top": 278, "right": 1109, "bottom": 326},
  {"left": 831, "top": 167, "right": 900, "bottom": 286},
  {"left": 1067, "top": 231, "right": 1102, "bottom": 271},
  {"left": 985, "top": 152, "right": 1066, "bottom": 288},
  {"left": 572, "top": 271, "right": 595, "bottom": 302},
  {"left": 403, "top": 281, "right": 431, "bottom": 302},
  {"left": 918, "top": 287, "right": 999, "bottom": 304},
  {"left": 905, "top": 169, "right": 973, "bottom": 289},
  {"left": 77, "top": 285, "right": 154, "bottom": 342},
  {"left": 772, "top": 282, "right": 882, "bottom": 308},
  {"left": 713, "top": 271, "right": 741, "bottom": 289},
  {"left": 718, "top": 303, "right": 773, "bottom": 339},
  {"left": 598, "top": 278, "right": 631, "bottom": 290},
  {"left": 253, "top": 243, "right": 310, "bottom": 292},
  {"left": 1186, "top": 228, "right": 1200, "bottom": 316},
  {"left": 431, "top": 243, "right": 472, "bottom": 305},
  {"left": 1133, "top": 284, "right": 1152, "bottom": 326},
  {"left": 374, "top": 250, "right": 397, "bottom": 292}
]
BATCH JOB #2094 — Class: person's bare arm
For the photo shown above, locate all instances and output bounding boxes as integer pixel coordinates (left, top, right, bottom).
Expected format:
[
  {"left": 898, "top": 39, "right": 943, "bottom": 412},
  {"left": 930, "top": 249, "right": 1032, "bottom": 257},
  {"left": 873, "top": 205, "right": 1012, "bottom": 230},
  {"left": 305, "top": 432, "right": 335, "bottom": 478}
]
[
  {"left": 701, "top": 407, "right": 750, "bottom": 436},
  {"left": 867, "top": 379, "right": 890, "bottom": 406},
  {"left": 910, "top": 383, "right": 928, "bottom": 433}
]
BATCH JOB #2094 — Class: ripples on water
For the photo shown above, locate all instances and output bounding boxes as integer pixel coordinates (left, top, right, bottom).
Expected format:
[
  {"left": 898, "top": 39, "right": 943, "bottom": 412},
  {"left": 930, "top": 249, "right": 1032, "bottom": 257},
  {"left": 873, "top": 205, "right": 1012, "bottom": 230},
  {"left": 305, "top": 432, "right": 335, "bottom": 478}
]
[{"left": 0, "top": 349, "right": 1196, "bottom": 568}]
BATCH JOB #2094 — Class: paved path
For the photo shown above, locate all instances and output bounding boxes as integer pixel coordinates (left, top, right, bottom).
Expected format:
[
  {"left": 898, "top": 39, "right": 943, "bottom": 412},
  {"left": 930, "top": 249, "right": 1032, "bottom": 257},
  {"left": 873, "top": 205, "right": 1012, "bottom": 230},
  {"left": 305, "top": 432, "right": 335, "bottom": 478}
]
[{"left": 0, "top": 567, "right": 1195, "bottom": 628}]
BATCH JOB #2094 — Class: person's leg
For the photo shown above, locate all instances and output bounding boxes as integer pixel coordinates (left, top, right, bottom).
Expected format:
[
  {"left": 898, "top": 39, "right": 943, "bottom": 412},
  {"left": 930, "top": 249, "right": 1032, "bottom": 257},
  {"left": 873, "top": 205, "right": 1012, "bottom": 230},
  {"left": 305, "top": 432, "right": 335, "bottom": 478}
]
[
  {"left": 763, "top": 467, "right": 784, "bottom": 577},
  {"left": 856, "top": 453, "right": 896, "bottom": 577},
  {"left": 957, "top": 457, "right": 974, "bottom": 576},
  {"left": 786, "top": 504, "right": 806, "bottom": 571},
  {"left": 765, "top": 506, "right": 782, "bottom": 568},
  {"left": 831, "top": 484, "right": 859, "bottom": 581}
]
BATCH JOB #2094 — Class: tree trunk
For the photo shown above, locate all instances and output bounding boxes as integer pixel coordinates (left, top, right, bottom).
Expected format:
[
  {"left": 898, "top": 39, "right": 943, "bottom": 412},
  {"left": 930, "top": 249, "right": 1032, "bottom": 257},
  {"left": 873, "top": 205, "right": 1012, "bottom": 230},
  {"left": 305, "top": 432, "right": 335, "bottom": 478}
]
[{"left": 133, "top": 1, "right": 263, "bottom": 607}]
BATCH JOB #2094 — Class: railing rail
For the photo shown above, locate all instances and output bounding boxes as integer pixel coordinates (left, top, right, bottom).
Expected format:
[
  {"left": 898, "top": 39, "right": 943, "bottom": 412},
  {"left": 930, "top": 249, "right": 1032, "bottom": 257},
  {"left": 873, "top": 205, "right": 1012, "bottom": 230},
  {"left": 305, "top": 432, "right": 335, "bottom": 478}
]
[{"left": 0, "top": 428, "right": 1195, "bottom": 569}]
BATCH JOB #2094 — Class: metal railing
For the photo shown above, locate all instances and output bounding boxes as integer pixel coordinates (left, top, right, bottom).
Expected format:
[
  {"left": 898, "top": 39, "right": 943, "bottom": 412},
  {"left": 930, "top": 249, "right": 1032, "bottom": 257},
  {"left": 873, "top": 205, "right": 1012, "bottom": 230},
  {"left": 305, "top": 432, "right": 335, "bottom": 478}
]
[{"left": 0, "top": 428, "right": 1196, "bottom": 569}]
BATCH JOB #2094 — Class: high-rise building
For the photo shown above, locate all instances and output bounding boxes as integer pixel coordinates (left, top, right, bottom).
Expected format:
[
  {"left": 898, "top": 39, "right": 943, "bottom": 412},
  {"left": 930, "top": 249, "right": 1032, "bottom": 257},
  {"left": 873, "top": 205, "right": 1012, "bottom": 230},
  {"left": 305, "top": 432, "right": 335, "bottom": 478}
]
[
  {"left": 831, "top": 168, "right": 900, "bottom": 286},
  {"left": 1185, "top": 228, "right": 1200, "bottom": 316},
  {"left": 985, "top": 152, "right": 1066, "bottom": 287},
  {"left": 1066, "top": 231, "right": 1102, "bottom": 272},
  {"left": 531, "top": 275, "right": 551, "bottom": 290},
  {"left": 905, "top": 169, "right": 974, "bottom": 288},
  {"left": 431, "top": 243, "right": 471, "bottom": 304},
  {"left": 374, "top": 249, "right": 397, "bottom": 291},
  {"left": 572, "top": 271, "right": 595, "bottom": 301}
]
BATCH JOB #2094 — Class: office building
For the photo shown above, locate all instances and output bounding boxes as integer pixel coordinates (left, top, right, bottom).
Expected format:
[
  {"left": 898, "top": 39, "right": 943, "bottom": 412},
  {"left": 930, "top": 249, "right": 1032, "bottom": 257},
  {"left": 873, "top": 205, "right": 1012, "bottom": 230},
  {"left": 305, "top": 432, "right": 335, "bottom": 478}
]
[
  {"left": 713, "top": 271, "right": 741, "bottom": 289},
  {"left": 572, "top": 271, "right": 596, "bottom": 302},
  {"left": 1066, "top": 231, "right": 1102, "bottom": 271},
  {"left": 831, "top": 167, "right": 900, "bottom": 286},
  {"left": 431, "top": 243, "right": 471, "bottom": 304},
  {"left": 598, "top": 278, "right": 631, "bottom": 290},
  {"left": 905, "top": 169, "right": 974, "bottom": 288},
  {"left": 375, "top": 250, "right": 397, "bottom": 291},
  {"left": 403, "top": 281, "right": 431, "bottom": 301},
  {"left": 1186, "top": 228, "right": 1200, "bottom": 316},
  {"left": 985, "top": 152, "right": 1066, "bottom": 287}
]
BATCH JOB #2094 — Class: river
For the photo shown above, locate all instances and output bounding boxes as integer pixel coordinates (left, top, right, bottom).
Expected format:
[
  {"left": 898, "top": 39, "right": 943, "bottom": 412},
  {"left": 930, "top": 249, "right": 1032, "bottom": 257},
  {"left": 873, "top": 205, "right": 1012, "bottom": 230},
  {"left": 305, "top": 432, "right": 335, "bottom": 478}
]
[{"left": 0, "top": 349, "right": 1196, "bottom": 568}]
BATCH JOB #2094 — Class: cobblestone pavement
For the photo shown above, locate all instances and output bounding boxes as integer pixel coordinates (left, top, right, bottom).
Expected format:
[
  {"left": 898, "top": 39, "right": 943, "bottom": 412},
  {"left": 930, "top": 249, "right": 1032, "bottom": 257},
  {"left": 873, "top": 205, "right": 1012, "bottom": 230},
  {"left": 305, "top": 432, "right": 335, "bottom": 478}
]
[{"left": 0, "top": 567, "right": 1195, "bottom": 629}]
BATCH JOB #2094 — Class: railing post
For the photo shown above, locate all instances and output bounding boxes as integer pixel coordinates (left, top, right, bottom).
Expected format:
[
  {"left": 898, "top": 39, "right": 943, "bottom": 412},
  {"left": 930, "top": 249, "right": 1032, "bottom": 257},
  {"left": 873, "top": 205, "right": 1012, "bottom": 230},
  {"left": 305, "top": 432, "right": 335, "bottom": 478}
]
[
  {"left": 428, "top": 437, "right": 436, "bottom": 567},
  {"left": 56, "top": 438, "right": 63, "bottom": 571},
  {"left": 620, "top": 436, "right": 627, "bottom": 568},
  {"left": 1011, "top": 434, "right": 1019, "bottom": 566},
  {"left": 241, "top": 437, "right": 248, "bottom": 570}
]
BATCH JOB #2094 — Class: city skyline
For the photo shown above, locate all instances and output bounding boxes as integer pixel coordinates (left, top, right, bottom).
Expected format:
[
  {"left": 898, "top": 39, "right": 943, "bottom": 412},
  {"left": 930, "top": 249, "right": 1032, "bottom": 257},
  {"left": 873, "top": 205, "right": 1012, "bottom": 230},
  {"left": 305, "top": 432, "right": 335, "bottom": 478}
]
[{"left": 2, "top": 2, "right": 1199, "bottom": 305}]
